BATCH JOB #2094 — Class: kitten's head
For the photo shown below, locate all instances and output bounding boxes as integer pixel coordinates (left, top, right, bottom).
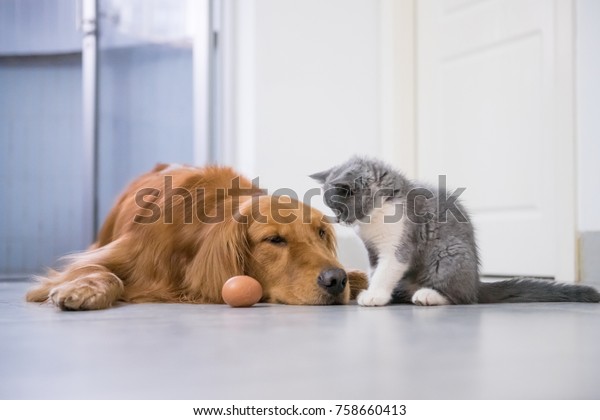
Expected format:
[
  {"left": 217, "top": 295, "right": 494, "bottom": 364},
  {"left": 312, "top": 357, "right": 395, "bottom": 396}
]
[{"left": 310, "top": 156, "right": 398, "bottom": 225}]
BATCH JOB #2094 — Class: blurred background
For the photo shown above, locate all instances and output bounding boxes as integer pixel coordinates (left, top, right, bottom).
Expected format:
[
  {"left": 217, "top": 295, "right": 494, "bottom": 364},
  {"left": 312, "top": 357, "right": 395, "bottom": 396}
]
[{"left": 0, "top": 0, "right": 599, "bottom": 286}]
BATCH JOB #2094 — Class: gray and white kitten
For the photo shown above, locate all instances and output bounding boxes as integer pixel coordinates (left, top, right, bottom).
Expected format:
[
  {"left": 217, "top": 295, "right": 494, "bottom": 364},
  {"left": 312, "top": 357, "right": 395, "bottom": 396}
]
[{"left": 311, "top": 156, "right": 600, "bottom": 306}]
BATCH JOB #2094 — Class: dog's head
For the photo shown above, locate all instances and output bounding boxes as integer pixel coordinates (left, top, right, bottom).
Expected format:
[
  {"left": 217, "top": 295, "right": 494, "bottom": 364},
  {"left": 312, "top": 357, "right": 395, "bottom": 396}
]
[
  {"left": 244, "top": 195, "right": 348, "bottom": 305},
  {"left": 195, "top": 194, "right": 355, "bottom": 305}
]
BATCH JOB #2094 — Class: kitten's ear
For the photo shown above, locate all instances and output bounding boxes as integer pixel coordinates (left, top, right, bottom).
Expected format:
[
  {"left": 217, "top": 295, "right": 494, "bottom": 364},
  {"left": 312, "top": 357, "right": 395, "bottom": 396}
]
[{"left": 309, "top": 169, "right": 332, "bottom": 184}]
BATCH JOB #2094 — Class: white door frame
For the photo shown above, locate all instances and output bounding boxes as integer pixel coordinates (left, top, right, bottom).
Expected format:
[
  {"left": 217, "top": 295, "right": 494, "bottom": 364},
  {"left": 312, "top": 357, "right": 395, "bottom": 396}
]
[
  {"left": 552, "top": 0, "right": 577, "bottom": 282},
  {"left": 192, "top": 0, "right": 213, "bottom": 166},
  {"left": 81, "top": 0, "right": 99, "bottom": 241}
]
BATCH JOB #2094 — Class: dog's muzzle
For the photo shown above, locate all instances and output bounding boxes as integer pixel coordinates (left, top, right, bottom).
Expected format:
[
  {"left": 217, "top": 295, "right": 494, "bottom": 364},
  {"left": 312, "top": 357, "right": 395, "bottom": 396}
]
[{"left": 317, "top": 268, "right": 348, "bottom": 296}]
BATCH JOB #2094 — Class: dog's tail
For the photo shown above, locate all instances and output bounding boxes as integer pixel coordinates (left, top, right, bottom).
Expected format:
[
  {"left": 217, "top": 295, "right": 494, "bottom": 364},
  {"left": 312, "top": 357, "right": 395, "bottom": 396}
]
[{"left": 478, "top": 278, "right": 600, "bottom": 303}]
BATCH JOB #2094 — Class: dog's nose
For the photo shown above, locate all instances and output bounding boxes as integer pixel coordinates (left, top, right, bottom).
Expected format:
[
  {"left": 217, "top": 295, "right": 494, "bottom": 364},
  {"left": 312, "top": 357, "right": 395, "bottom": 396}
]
[{"left": 317, "top": 268, "right": 348, "bottom": 295}]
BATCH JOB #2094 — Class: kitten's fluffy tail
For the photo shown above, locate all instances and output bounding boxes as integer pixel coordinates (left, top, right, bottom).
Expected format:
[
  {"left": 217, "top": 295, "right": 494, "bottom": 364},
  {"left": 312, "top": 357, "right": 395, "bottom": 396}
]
[{"left": 478, "top": 278, "right": 600, "bottom": 303}]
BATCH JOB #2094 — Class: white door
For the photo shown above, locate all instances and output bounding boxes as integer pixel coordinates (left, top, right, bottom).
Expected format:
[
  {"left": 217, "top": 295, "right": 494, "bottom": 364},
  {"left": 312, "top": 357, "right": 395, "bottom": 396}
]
[{"left": 417, "top": 0, "right": 576, "bottom": 280}]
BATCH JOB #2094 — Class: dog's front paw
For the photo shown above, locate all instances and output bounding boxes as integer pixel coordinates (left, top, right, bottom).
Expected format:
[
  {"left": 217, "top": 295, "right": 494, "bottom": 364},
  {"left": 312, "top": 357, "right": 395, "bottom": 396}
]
[
  {"left": 49, "top": 281, "right": 107, "bottom": 310},
  {"left": 48, "top": 274, "right": 123, "bottom": 310},
  {"left": 347, "top": 270, "right": 369, "bottom": 300},
  {"left": 357, "top": 289, "right": 392, "bottom": 307}
]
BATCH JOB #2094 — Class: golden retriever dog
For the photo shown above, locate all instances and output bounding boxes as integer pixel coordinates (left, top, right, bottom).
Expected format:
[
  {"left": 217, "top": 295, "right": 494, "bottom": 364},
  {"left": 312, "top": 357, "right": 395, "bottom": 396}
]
[{"left": 26, "top": 164, "right": 367, "bottom": 310}]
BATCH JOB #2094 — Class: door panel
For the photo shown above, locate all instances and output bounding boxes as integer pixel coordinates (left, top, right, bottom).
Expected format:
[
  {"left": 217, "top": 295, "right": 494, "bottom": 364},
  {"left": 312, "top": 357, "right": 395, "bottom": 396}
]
[{"left": 417, "top": 0, "right": 574, "bottom": 278}]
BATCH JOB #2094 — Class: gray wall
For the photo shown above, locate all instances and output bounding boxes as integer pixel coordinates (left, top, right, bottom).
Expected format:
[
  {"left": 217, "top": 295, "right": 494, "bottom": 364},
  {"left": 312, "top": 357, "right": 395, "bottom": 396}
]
[
  {"left": 577, "top": 0, "right": 600, "bottom": 233},
  {"left": 0, "top": 1, "right": 196, "bottom": 276},
  {"left": 98, "top": 45, "right": 194, "bottom": 224},
  {"left": 577, "top": 0, "right": 600, "bottom": 284},
  {"left": 0, "top": 54, "right": 89, "bottom": 275},
  {"left": 0, "top": 0, "right": 80, "bottom": 55}
]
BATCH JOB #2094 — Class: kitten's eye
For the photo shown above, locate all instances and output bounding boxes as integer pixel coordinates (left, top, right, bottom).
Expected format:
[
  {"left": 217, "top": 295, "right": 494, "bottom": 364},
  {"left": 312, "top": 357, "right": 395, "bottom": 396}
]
[
  {"left": 318, "top": 228, "right": 326, "bottom": 239},
  {"left": 265, "top": 235, "right": 287, "bottom": 246}
]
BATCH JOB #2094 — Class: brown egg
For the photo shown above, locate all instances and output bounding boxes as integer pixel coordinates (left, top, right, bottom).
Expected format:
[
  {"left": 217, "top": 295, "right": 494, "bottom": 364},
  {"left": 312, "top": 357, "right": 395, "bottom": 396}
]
[{"left": 222, "top": 275, "right": 263, "bottom": 307}]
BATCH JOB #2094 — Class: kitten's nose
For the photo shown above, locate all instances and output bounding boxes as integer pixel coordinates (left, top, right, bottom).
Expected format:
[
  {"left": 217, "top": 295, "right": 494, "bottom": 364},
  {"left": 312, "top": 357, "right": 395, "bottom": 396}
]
[
  {"left": 317, "top": 268, "right": 348, "bottom": 295},
  {"left": 330, "top": 208, "right": 345, "bottom": 224}
]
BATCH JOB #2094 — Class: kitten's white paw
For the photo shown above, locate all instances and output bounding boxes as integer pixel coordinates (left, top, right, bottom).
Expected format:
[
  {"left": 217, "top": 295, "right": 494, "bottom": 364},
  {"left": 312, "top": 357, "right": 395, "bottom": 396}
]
[
  {"left": 411, "top": 288, "right": 449, "bottom": 306},
  {"left": 357, "top": 289, "right": 392, "bottom": 307}
]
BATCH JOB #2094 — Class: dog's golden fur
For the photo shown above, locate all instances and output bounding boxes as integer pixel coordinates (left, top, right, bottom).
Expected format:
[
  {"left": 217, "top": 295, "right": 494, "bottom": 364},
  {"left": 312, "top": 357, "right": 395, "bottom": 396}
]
[{"left": 26, "top": 164, "right": 367, "bottom": 310}]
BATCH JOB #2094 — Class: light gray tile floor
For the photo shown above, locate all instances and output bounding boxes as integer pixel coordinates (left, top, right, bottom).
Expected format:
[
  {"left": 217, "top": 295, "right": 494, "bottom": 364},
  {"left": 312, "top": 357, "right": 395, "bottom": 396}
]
[{"left": 1, "top": 280, "right": 600, "bottom": 400}]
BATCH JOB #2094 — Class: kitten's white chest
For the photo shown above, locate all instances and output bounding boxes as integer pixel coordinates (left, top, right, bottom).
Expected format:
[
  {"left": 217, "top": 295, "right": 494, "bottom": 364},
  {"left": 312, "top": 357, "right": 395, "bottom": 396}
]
[
  {"left": 354, "top": 200, "right": 407, "bottom": 252},
  {"left": 354, "top": 199, "right": 410, "bottom": 307}
]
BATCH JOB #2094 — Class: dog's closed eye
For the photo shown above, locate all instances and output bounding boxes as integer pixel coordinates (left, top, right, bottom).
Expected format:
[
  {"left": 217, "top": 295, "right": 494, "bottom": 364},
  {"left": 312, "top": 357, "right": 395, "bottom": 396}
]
[{"left": 265, "top": 235, "right": 287, "bottom": 246}]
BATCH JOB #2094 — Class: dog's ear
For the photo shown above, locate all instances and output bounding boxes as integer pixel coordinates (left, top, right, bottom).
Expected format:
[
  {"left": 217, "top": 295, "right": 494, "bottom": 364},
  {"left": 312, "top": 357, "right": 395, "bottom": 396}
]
[
  {"left": 185, "top": 216, "right": 249, "bottom": 303},
  {"left": 309, "top": 168, "right": 332, "bottom": 184},
  {"left": 321, "top": 216, "right": 338, "bottom": 255}
]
